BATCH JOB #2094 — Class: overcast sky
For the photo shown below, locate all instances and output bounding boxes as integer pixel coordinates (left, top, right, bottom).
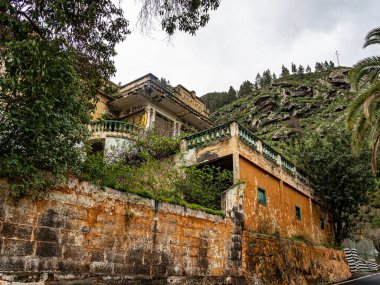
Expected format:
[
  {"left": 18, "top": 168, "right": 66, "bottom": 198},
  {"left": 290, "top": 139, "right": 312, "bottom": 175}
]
[{"left": 112, "top": 0, "right": 380, "bottom": 95}]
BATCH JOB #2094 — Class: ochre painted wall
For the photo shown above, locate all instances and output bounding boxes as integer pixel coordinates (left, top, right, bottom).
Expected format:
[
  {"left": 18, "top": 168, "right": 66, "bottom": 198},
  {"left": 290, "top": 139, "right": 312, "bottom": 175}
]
[
  {"left": 92, "top": 93, "right": 111, "bottom": 120},
  {"left": 239, "top": 156, "right": 333, "bottom": 242}
]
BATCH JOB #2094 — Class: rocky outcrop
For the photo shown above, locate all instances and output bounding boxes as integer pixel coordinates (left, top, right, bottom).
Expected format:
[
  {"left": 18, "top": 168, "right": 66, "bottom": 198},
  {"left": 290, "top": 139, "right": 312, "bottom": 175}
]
[{"left": 328, "top": 68, "right": 351, "bottom": 88}]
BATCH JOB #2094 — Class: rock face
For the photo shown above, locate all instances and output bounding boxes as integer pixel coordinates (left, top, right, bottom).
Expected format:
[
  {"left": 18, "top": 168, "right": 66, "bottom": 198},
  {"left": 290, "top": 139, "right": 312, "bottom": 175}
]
[
  {"left": 0, "top": 178, "right": 351, "bottom": 284},
  {"left": 211, "top": 68, "right": 355, "bottom": 158}
]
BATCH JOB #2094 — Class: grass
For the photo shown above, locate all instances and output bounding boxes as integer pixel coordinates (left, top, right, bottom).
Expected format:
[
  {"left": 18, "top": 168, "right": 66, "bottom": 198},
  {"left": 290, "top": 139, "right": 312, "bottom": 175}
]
[{"left": 115, "top": 185, "right": 225, "bottom": 216}]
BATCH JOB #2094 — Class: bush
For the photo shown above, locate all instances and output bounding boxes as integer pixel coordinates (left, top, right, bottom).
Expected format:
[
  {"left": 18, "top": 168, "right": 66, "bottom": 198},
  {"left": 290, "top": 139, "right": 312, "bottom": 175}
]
[
  {"left": 120, "top": 130, "right": 180, "bottom": 165},
  {"left": 176, "top": 165, "right": 233, "bottom": 210},
  {"left": 78, "top": 152, "right": 233, "bottom": 213}
]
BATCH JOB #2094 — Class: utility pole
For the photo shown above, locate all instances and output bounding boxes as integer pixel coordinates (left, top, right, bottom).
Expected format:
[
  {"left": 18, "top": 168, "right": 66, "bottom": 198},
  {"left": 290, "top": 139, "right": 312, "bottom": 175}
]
[{"left": 335, "top": 51, "right": 340, "bottom": 67}]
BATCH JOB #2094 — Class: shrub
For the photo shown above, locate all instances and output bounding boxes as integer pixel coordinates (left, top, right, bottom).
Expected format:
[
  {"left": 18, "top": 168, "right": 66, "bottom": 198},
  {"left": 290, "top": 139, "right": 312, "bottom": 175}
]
[{"left": 176, "top": 165, "right": 233, "bottom": 210}]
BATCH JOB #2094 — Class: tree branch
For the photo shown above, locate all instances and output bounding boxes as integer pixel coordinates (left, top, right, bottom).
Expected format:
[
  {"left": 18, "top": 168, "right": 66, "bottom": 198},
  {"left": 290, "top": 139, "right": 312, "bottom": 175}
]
[{"left": 16, "top": 10, "right": 45, "bottom": 38}]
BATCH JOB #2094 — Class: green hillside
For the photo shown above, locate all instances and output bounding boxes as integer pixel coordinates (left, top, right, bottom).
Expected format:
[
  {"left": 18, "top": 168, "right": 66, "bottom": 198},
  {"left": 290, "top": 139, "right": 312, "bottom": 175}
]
[{"left": 204, "top": 67, "right": 353, "bottom": 159}]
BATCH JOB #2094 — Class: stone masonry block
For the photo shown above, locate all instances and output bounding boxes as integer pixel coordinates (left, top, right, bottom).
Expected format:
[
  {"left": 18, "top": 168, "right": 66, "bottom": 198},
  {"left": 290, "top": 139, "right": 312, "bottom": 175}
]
[
  {"left": 1, "top": 222, "right": 32, "bottom": 240},
  {"left": 2, "top": 239, "right": 34, "bottom": 256},
  {"left": 38, "top": 208, "right": 66, "bottom": 228},
  {"left": 0, "top": 256, "right": 25, "bottom": 271},
  {"left": 36, "top": 241, "right": 62, "bottom": 258},
  {"left": 35, "top": 227, "right": 59, "bottom": 243},
  {"left": 63, "top": 245, "right": 85, "bottom": 261}
]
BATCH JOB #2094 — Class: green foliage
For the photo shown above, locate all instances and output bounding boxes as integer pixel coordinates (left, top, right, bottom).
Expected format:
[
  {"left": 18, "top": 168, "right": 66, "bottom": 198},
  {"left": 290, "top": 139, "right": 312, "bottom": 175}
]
[
  {"left": 138, "top": 0, "right": 220, "bottom": 36},
  {"left": 118, "top": 130, "right": 180, "bottom": 165},
  {"left": 238, "top": 80, "right": 254, "bottom": 97},
  {"left": 347, "top": 26, "right": 380, "bottom": 173},
  {"left": 2, "top": 0, "right": 130, "bottom": 80},
  {"left": 288, "top": 234, "right": 314, "bottom": 245},
  {"left": 281, "top": 65, "right": 290, "bottom": 77},
  {"left": 0, "top": 38, "right": 94, "bottom": 197},
  {"left": 297, "top": 65, "right": 305, "bottom": 75},
  {"left": 0, "top": 0, "right": 129, "bottom": 196},
  {"left": 79, "top": 135, "right": 232, "bottom": 213},
  {"left": 295, "top": 130, "right": 376, "bottom": 244},
  {"left": 176, "top": 165, "right": 233, "bottom": 210},
  {"left": 201, "top": 86, "right": 237, "bottom": 112},
  {"left": 291, "top": 63, "right": 297, "bottom": 74}
]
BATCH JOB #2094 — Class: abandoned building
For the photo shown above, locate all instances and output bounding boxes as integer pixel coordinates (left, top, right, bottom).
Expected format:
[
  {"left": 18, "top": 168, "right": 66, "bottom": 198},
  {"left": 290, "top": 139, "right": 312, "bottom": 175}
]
[
  {"left": 0, "top": 74, "right": 353, "bottom": 285},
  {"left": 90, "top": 74, "right": 212, "bottom": 156},
  {"left": 89, "top": 74, "right": 333, "bottom": 244}
]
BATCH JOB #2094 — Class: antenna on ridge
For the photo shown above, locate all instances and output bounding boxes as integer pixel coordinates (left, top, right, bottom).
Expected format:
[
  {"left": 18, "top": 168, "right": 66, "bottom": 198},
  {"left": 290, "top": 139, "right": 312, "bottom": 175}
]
[{"left": 335, "top": 51, "right": 340, "bottom": 67}]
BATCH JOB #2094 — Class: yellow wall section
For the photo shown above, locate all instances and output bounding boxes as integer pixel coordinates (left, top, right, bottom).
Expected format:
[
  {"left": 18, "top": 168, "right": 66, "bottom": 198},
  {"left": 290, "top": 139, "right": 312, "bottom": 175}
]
[{"left": 127, "top": 111, "right": 148, "bottom": 128}]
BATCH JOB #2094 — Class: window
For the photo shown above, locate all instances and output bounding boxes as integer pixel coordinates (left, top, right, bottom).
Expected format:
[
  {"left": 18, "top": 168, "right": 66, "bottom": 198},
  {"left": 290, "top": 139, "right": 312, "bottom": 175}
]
[
  {"left": 295, "top": 206, "right": 301, "bottom": 220},
  {"left": 320, "top": 218, "right": 325, "bottom": 230},
  {"left": 258, "top": 187, "right": 267, "bottom": 206}
]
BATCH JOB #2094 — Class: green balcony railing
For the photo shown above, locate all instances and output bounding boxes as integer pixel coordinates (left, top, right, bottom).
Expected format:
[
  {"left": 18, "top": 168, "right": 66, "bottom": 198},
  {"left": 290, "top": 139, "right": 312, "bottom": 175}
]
[
  {"left": 262, "top": 144, "right": 278, "bottom": 164},
  {"left": 238, "top": 125, "right": 258, "bottom": 150},
  {"left": 90, "top": 120, "right": 143, "bottom": 136},
  {"left": 182, "top": 121, "right": 309, "bottom": 185},
  {"left": 184, "top": 123, "right": 231, "bottom": 149},
  {"left": 281, "top": 158, "right": 295, "bottom": 174}
]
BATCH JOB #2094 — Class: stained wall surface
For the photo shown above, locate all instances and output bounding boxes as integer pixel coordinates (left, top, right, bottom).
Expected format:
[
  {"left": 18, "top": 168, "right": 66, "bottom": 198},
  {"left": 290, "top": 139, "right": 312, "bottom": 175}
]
[
  {"left": 0, "top": 178, "right": 350, "bottom": 285},
  {"left": 239, "top": 156, "right": 333, "bottom": 243}
]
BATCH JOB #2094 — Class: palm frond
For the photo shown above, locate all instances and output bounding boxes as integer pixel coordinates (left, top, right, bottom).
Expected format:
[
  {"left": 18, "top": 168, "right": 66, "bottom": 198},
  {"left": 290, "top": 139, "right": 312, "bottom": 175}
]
[
  {"left": 364, "top": 27, "right": 380, "bottom": 48},
  {"left": 372, "top": 130, "right": 380, "bottom": 174},
  {"left": 346, "top": 82, "right": 380, "bottom": 128},
  {"left": 351, "top": 114, "right": 371, "bottom": 155},
  {"left": 349, "top": 56, "right": 380, "bottom": 90},
  {"left": 363, "top": 82, "right": 380, "bottom": 118}
]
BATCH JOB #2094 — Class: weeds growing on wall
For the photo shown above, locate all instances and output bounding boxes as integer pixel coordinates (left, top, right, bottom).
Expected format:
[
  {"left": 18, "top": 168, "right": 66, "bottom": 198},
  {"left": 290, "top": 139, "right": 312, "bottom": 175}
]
[{"left": 79, "top": 133, "right": 233, "bottom": 214}]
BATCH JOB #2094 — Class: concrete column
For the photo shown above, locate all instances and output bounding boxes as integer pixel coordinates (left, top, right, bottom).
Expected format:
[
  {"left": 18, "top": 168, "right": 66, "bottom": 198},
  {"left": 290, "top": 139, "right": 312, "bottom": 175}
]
[
  {"left": 177, "top": 123, "right": 182, "bottom": 136},
  {"left": 180, "top": 139, "right": 188, "bottom": 152},
  {"left": 256, "top": 140, "right": 263, "bottom": 153},
  {"left": 232, "top": 153, "right": 240, "bottom": 184},
  {"left": 150, "top": 108, "right": 156, "bottom": 129},
  {"left": 173, "top": 121, "right": 178, "bottom": 137},
  {"left": 276, "top": 154, "right": 282, "bottom": 166},
  {"left": 230, "top": 121, "right": 239, "bottom": 137},
  {"left": 309, "top": 197, "right": 315, "bottom": 241},
  {"left": 145, "top": 107, "right": 151, "bottom": 129}
]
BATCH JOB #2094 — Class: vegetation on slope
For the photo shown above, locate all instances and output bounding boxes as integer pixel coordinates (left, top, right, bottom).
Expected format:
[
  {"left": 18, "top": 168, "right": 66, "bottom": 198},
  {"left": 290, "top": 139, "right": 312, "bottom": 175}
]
[{"left": 209, "top": 67, "right": 353, "bottom": 160}]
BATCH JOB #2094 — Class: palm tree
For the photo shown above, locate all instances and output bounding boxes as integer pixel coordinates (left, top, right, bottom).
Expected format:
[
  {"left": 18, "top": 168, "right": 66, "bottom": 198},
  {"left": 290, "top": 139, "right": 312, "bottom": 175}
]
[{"left": 347, "top": 27, "right": 380, "bottom": 174}]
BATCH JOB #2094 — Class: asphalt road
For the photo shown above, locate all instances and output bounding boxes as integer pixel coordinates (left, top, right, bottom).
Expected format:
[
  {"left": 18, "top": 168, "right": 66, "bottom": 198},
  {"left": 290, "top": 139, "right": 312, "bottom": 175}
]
[{"left": 335, "top": 273, "right": 380, "bottom": 284}]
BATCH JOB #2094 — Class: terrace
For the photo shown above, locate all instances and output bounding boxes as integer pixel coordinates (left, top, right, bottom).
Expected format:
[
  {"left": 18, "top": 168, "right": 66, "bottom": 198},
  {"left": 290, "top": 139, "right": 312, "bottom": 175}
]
[{"left": 181, "top": 121, "right": 311, "bottom": 197}]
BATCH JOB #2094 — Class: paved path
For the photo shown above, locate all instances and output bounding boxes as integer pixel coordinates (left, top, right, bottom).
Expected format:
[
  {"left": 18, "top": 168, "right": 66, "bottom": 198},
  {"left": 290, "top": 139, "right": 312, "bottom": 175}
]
[{"left": 335, "top": 273, "right": 380, "bottom": 284}]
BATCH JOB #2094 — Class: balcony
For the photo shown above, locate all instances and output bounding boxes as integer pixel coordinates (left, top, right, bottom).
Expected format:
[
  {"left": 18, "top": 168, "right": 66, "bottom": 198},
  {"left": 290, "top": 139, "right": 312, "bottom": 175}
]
[
  {"left": 89, "top": 120, "right": 143, "bottom": 140},
  {"left": 181, "top": 121, "right": 309, "bottom": 187}
]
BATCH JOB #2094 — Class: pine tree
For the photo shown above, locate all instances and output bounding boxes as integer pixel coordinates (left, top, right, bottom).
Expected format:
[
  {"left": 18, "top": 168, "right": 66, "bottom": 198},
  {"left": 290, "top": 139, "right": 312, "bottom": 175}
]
[
  {"left": 272, "top": 73, "right": 277, "bottom": 81},
  {"left": 238, "top": 80, "right": 254, "bottom": 97},
  {"left": 306, "top": 65, "right": 312, "bottom": 73},
  {"left": 329, "top": 61, "right": 335, "bottom": 68},
  {"left": 281, "top": 65, "right": 290, "bottom": 77},
  {"left": 291, "top": 63, "right": 297, "bottom": 74},
  {"left": 227, "top": 86, "right": 237, "bottom": 98},
  {"left": 298, "top": 65, "right": 305, "bottom": 75},
  {"left": 261, "top": 69, "right": 272, "bottom": 86},
  {"left": 255, "top": 73, "right": 262, "bottom": 89},
  {"left": 315, "top": 62, "right": 323, "bottom": 72},
  {"left": 324, "top": 61, "right": 329, "bottom": 70}
]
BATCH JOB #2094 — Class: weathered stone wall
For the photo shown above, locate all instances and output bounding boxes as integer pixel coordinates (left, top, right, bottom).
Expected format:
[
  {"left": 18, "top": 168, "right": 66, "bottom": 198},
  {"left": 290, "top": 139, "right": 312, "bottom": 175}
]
[
  {"left": 0, "top": 179, "right": 350, "bottom": 284},
  {"left": 243, "top": 233, "right": 351, "bottom": 285},
  {"left": 0, "top": 178, "right": 241, "bottom": 284}
]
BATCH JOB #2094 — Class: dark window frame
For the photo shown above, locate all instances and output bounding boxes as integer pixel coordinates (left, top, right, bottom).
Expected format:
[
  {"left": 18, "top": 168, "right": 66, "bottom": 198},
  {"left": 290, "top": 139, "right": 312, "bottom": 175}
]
[
  {"left": 295, "top": 205, "right": 302, "bottom": 220},
  {"left": 257, "top": 187, "right": 267, "bottom": 206},
  {"left": 320, "top": 218, "right": 325, "bottom": 230}
]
